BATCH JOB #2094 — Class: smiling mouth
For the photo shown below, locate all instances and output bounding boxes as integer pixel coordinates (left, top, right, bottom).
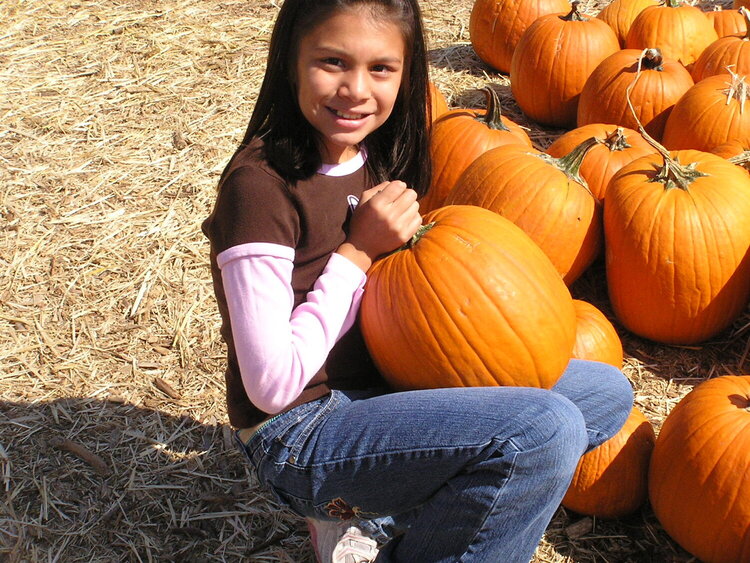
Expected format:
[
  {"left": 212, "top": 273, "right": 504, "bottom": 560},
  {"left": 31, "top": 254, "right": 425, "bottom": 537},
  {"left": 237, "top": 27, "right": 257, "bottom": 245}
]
[{"left": 329, "top": 107, "right": 369, "bottom": 120}]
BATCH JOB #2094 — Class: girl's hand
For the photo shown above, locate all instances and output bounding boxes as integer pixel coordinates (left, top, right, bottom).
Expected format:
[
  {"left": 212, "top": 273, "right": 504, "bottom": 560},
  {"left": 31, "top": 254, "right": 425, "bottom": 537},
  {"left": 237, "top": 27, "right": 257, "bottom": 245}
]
[{"left": 337, "top": 180, "right": 422, "bottom": 272}]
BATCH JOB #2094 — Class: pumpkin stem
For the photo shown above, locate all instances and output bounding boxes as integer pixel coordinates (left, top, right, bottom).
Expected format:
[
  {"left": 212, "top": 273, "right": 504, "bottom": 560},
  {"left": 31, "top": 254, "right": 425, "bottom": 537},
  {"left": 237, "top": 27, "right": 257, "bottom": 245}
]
[
  {"left": 742, "top": 7, "right": 750, "bottom": 41},
  {"left": 406, "top": 221, "right": 436, "bottom": 249},
  {"left": 729, "top": 150, "right": 750, "bottom": 168},
  {"left": 543, "top": 137, "right": 597, "bottom": 200},
  {"left": 602, "top": 127, "right": 632, "bottom": 151},
  {"left": 479, "top": 86, "right": 512, "bottom": 132},
  {"left": 641, "top": 48, "right": 664, "bottom": 72},
  {"left": 723, "top": 70, "right": 749, "bottom": 115},
  {"left": 561, "top": 0, "right": 587, "bottom": 21},
  {"left": 625, "top": 49, "right": 708, "bottom": 191},
  {"left": 663, "top": 0, "right": 682, "bottom": 8}
]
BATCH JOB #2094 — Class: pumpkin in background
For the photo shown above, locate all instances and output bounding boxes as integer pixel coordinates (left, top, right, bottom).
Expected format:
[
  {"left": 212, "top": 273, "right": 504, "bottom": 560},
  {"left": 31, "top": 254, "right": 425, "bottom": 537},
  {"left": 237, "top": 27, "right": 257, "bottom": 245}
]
[
  {"left": 691, "top": 9, "right": 750, "bottom": 82},
  {"left": 469, "top": 0, "right": 570, "bottom": 74},
  {"left": 510, "top": 1, "right": 620, "bottom": 128},
  {"left": 547, "top": 124, "right": 655, "bottom": 201},
  {"left": 710, "top": 141, "right": 750, "bottom": 173},
  {"left": 420, "top": 87, "right": 532, "bottom": 213},
  {"left": 649, "top": 375, "right": 750, "bottom": 562},
  {"left": 570, "top": 299, "right": 623, "bottom": 367},
  {"left": 446, "top": 142, "right": 601, "bottom": 285},
  {"left": 429, "top": 81, "right": 449, "bottom": 122},
  {"left": 360, "top": 205, "right": 577, "bottom": 391},
  {"left": 710, "top": 140, "right": 749, "bottom": 159},
  {"left": 736, "top": 0, "right": 750, "bottom": 10},
  {"left": 577, "top": 48, "right": 694, "bottom": 141},
  {"left": 626, "top": 0, "right": 718, "bottom": 69},
  {"left": 705, "top": 6, "right": 747, "bottom": 38},
  {"left": 662, "top": 72, "right": 750, "bottom": 151},
  {"left": 604, "top": 145, "right": 750, "bottom": 344},
  {"left": 596, "top": 0, "right": 659, "bottom": 48},
  {"left": 563, "top": 407, "right": 655, "bottom": 519}
]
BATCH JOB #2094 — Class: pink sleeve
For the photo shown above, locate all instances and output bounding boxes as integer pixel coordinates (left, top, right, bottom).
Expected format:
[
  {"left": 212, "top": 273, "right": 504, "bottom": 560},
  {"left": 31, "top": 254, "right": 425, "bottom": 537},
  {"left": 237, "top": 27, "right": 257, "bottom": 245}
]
[{"left": 217, "top": 242, "right": 366, "bottom": 414}]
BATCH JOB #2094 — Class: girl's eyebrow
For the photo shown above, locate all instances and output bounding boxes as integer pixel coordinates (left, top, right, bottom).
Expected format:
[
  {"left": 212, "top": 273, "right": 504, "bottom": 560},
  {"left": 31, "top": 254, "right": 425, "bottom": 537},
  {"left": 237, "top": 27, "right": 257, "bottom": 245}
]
[{"left": 311, "top": 46, "right": 403, "bottom": 63}]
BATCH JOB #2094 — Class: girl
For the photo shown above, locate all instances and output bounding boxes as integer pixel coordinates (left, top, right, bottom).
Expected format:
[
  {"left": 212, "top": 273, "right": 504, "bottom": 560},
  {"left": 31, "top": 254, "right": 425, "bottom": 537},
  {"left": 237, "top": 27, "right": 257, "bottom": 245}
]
[{"left": 202, "top": 1, "right": 634, "bottom": 562}]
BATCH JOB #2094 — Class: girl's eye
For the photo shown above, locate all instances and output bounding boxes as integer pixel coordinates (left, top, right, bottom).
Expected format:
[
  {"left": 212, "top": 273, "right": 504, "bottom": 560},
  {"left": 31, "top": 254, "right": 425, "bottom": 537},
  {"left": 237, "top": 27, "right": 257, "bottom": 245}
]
[
  {"left": 372, "top": 64, "right": 390, "bottom": 74},
  {"left": 321, "top": 58, "right": 343, "bottom": 68}
]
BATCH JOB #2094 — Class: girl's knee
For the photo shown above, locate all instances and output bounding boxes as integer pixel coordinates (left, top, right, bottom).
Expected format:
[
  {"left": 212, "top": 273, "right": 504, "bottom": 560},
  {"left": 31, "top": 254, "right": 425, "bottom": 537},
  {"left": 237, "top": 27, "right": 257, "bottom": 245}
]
[{"left": 510, "top": 393, "right": 588, "bottom": 464}]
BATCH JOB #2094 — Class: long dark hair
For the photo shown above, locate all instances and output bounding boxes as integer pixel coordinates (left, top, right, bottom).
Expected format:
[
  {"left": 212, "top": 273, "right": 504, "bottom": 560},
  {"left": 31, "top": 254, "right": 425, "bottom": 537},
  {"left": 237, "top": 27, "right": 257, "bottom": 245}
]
[{"left": 220, "top": 0, "right": 432, "bottom": 196}]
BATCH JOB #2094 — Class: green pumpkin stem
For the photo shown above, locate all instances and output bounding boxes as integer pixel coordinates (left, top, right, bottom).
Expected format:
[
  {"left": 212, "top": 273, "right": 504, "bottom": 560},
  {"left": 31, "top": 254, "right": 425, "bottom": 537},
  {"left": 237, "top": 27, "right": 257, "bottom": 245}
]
[
  {"left": 663, "top": 0, "right": 682, "bottom": 8},
  {"left": 547, "top": 136, "right": 597, "bottom": 198},
  {"left": 380, "top": 221, "right": 437, "bottom": 259},
  {"left": 561, "top": 0, "right": 587, "bottom": 21},
  {"left": 479, "top": 86, "right": 512, "bottom": 132},
  {"left": 626, "top": 49, "right": 708, "bottom": 191}
]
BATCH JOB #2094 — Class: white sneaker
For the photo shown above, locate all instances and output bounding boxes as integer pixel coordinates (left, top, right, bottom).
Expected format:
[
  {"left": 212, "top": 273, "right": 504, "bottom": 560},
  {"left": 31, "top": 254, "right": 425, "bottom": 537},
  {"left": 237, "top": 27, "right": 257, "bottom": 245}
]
[{"left": 307, "top": 518, "right": 379, "bottom": 563}]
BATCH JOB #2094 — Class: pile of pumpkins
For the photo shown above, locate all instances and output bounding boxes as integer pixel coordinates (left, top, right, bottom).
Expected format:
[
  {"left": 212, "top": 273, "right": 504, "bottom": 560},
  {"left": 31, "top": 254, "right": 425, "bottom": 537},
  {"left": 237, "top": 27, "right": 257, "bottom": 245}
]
[{"left": 358, "top": 0, "right": 750, "bottom": 560}]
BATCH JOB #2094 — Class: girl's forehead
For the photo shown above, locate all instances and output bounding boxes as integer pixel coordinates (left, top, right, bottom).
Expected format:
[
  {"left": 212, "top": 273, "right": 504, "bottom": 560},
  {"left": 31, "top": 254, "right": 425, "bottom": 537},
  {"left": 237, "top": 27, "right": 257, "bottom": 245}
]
[
  {"left": 301, "top": 9, "right": 406, "bottom": 54},
  {"left": 308, "top": 6, "right": 404, "bottom": 39}
]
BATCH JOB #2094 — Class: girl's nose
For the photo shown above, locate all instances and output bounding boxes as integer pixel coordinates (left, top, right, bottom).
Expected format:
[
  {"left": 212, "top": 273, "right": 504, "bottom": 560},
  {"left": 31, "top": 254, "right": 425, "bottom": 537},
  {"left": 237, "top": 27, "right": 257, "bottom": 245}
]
[{"left": 339, "top": 69, "right": 369, "bottom": 102}]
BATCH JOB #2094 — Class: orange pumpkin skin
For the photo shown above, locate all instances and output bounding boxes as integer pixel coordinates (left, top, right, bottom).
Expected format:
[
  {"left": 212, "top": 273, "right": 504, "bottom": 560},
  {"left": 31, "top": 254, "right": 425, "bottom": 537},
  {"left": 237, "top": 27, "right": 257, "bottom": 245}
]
[
  {"left": 690, "top": 29, "right": 750, "bottom": 82},
  {"left": 737, "top": 0, "right": 750, "bottom": 9},
  {"left": 469, "top": 0, "right": 570, "bottom": 74},
  {"left": 604, "top": 150, "right": 750, "bottom": 344},
  {"left": 429, "top": 82, "right": 449, "bottom": 122},
  {"left": 711, "top": 140, "right": 748, "bottom": 158},
  {"left": 570, "top": 299, "right": 623, "bottom": 367},
  {"left": 706, "top": 8, "right": 747, "bottom": 38},
  {"left": 445, "top": 144, "right": 601, "bottom": 285},
  {"left": 649, "top": 376, "right": 750, "bottom": 563},
  {"left": 563, "top": 407, "right": 654, "bottom": 519},
  {"left": 360, "top": 205, "right": 576, "bottom": 391},
  {"left": 510, "top": 4, "right": 620, "bottom": 128},
  {"left": 596, "top": 0, "right": 659, "bottom": 48},
  {"left": 547, "top": 124, "right": 656, "bottom": 201},
  {"left": 421, "top": 88, "right": 532, "bottom": 213},
  {"left": 662, "top": 73, "right": 750, "bottom": 151},
  {"left": 577, "top": 49, "right": 694, "bottom": 141},
  {"left": 625, "top": 1, "right": 719, "bottom": 68}
]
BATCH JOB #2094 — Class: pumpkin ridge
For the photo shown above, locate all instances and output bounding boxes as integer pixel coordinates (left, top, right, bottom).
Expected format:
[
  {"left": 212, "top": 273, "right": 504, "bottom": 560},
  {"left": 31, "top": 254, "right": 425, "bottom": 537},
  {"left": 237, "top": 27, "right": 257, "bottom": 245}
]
[{"left": 410, "top": 225, "right": 522, "bottom": 386}]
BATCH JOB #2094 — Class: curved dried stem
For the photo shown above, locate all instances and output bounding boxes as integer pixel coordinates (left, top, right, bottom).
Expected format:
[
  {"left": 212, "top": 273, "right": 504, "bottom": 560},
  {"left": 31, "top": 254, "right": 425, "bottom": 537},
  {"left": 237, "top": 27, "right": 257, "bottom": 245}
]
[{"left": 625, "top": 48, "right": 707, "bottom": 190}]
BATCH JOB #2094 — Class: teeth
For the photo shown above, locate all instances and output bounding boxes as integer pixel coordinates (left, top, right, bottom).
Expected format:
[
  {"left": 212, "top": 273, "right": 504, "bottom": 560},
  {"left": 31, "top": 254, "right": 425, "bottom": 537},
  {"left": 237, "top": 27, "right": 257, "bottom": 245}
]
[{"left": 334, "top": 109, "right": 365, "bottom": 119}]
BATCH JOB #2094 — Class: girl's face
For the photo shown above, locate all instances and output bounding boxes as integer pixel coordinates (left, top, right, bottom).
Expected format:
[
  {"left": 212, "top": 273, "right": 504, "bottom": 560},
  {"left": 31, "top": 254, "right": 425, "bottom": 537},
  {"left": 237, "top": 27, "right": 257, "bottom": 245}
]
[{"left": 295, "top": 8, "right": 406, "bottom": 164}]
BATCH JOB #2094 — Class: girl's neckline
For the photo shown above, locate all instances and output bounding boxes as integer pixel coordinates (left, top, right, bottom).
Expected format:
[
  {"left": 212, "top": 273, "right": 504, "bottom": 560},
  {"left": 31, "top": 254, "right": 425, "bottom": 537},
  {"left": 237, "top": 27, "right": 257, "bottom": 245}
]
[{"left": 317, "top": 147, "right": 367, "bottom": 177}]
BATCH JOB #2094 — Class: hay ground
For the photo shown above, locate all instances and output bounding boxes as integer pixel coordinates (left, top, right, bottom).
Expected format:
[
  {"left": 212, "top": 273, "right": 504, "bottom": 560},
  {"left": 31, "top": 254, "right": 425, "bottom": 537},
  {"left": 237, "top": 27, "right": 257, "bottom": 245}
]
[{"left": 0, "top": 0, "right": 745, "bottom": 561}]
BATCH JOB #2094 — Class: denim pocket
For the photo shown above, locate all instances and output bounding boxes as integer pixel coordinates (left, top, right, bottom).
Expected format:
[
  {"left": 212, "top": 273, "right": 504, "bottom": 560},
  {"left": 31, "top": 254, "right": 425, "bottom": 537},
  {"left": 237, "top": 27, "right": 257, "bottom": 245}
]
[{"left": 276, "top": 392, "right": 341, "bottom": 465}]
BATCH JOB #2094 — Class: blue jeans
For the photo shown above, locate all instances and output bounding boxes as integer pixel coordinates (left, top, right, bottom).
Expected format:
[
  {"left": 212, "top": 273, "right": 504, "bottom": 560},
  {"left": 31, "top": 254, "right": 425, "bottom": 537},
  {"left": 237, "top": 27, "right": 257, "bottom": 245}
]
[{"left": 237, "top": 359, "right": 633, "bottom": 563}]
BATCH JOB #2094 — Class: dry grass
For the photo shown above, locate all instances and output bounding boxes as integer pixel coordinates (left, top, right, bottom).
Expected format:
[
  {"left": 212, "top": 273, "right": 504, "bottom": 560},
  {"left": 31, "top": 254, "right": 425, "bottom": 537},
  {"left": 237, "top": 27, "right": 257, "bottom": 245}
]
[{"left": 0, "top": 0, "right": 745, "bottom": 561}]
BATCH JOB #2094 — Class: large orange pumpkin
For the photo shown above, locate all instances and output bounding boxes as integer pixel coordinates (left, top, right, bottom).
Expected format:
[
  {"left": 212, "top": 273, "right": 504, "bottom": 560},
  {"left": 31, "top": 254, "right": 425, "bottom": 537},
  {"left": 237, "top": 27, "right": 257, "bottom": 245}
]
[
  {"left": 563, "top": 406, "right": 655, "bottom": 519},
  {"left": 649, "top": 375, "right": 750, "bottom": 562},
  {"left": 445, "top": 143, "right": 602, "bottom": 285},
  {"left": 577, "top": 48, "right": 694, "bottom": 141},
  {"left": 420, "top": 87, "right": 532, "bottom": 213},
  {"left": 570, "top": 299, "right": 623, "bottom": 367},
  {"left": 604, "top": 145, "right": 750, "bottom": 344},
  {"left": 469, "top": 0, "right": 570, "bottom": 74},
  {"left": 547, "top": 124, "right": 655, "bottom": 201},
  {"left": 510, "top": 1, "right": 620, "bottom": 128},
  {"left": 625, "top": 0, "right": 718, "bottom": 69},
  {"left": 359, "top": 205, "right": 576, "bottom": 391},
  {"left": 662, "top": 72, "right": 750, "bottom": 151},
  {"left": 691, "top": 9, "right": 750, "bottom": 82},
  {"left": 596, "top": 0, "right": 659, "bottom": 48}
]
